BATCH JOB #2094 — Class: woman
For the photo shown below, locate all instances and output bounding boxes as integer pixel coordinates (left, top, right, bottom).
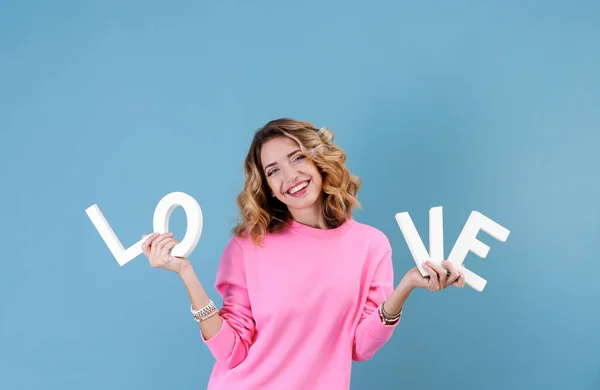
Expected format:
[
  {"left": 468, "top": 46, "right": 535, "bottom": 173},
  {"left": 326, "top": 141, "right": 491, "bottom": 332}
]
[{"left": 141, "top": 119, "right": 465, "bottom": 389}]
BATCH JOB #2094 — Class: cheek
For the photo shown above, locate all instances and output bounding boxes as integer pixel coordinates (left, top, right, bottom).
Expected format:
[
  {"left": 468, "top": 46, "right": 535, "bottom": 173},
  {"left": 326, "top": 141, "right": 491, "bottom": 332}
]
[
  {"left": 308, "top": 166, "right": 323, "bottom": 186},
  {"left": 303, "top": 161, "right": 320, "bottom": 177},
  {"left": 266, "top": 177, "right": 282, "bottom": 195},
  {"left": 312, "top": 177, "right": 323, "bottom": 191}
]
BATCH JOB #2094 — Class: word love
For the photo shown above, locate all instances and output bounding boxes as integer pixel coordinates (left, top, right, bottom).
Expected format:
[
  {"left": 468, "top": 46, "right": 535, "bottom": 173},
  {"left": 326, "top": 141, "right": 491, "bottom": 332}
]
[
  {"left": 85, "top": 192, "right": 203, "bottom": 266},
  {"left": 395, "top": 206, "right": 510, "bottom": 292}
]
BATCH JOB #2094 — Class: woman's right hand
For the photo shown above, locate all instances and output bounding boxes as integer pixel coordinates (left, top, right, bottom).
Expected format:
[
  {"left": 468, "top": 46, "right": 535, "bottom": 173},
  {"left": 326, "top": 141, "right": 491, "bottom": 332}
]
[{"left": 141, "top": 232, "right": 190, "bottom": 275}]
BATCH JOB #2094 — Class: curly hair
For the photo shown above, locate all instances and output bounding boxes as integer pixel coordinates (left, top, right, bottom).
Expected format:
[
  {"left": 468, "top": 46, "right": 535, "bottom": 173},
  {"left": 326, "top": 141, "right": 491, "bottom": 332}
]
[{"left": 232, "top": 118, "right": 362, "bottom": 246}]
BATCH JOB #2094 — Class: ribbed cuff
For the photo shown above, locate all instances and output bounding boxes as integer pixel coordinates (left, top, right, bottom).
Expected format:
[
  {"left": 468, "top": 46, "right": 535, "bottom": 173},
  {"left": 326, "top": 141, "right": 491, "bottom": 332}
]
[{"left": 202, "top": 319, "right": 235, "bottom": 361}]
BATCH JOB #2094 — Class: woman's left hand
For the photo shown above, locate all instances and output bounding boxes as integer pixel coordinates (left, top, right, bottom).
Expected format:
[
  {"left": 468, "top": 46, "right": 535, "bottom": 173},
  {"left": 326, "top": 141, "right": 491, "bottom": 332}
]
[
  {"left": 384, "top": 260, "right": 466, "bottom": 317},
  {"left": 406, "top": 260, "right": 466, "bottom": 291}
]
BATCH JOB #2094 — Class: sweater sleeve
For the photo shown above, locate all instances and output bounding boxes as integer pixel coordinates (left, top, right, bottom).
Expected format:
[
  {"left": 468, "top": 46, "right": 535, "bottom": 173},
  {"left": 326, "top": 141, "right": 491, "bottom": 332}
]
[
  {"left": 202, "top": 238, "right": 256, "bottom": 368},
  {"left": 352, "top": 248, "right": 400, "bottom": 362}
]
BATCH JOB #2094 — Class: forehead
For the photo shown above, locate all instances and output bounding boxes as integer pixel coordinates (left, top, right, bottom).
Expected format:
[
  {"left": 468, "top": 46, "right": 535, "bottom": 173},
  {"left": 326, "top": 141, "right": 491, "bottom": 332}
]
[{"left": 260, "top": 136, "right": 301, "bottom": 163}]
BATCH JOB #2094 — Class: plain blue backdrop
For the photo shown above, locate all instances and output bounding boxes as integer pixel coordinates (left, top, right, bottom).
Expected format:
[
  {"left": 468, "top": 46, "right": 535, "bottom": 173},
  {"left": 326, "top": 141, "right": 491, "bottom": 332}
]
[{"left": 1, "top": 1, "right": 599, "bottom": 389}]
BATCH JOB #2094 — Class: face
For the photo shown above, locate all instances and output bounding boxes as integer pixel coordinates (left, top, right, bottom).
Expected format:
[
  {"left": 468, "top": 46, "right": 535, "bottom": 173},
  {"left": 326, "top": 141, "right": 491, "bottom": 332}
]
[{"left": 260, "top": 136, "right": 323, "bottom": 217}]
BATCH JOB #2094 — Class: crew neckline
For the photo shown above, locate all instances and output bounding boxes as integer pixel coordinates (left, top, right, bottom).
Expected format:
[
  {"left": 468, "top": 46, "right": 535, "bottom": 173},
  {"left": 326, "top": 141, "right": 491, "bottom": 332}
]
[{"left": 285, "top": 217, "right": 355, "bottom": 238}]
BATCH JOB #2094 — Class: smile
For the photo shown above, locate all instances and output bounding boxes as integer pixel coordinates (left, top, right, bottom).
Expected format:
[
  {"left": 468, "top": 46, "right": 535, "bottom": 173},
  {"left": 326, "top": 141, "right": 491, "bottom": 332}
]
[{"left": 287, "top": 180, "right": 310, "bottom": 196}]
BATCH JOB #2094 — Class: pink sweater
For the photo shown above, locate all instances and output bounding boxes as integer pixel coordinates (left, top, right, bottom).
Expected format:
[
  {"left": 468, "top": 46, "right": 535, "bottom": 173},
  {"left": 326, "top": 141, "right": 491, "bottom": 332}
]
[{"left": 202, "top": 218, "right": 400, "bottom": 389}]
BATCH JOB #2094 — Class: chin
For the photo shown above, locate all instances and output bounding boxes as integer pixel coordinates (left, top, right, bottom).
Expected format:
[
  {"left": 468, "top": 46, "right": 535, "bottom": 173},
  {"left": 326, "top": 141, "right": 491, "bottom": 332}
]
[
  {"left": 289, "top": 191, "right": 321, "bottom": 209},
  {"left": 293, "top": 197, "right": 319, "bottom": 209}
]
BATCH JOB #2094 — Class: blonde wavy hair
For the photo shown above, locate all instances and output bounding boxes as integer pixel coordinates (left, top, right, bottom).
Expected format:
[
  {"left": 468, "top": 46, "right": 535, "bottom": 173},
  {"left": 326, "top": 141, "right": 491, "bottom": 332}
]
[{"left": 232, "top": 118, "right": 362, "bottom": 246}]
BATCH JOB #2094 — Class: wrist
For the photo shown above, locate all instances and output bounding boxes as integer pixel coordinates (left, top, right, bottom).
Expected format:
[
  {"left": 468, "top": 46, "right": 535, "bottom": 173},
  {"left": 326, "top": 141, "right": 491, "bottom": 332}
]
[
  {"left": 178, "top": 261, "right": 195, "bottom": 279},
  {"left": 384, "top": 277, "right": 414, "bottom": 317},
  {"left": 400, "top": 272, "right": 418, "bottom": 292}
]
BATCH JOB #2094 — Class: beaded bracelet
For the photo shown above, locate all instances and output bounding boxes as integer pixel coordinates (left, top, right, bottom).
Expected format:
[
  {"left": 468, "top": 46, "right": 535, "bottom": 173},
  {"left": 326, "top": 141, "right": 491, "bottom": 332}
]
[
  {"left": 379, "top": 300, "right": 402, "bottom": 325},
  {"left": 190, "top": 300, "right": 218, "bottom": 323}
]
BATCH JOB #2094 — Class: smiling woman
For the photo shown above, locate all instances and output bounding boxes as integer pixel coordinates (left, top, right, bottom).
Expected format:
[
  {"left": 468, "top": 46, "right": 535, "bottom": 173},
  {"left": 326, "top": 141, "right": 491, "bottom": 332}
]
[
  {"left": 140, "top": 118, "right": 466, "bottom": 390},
  {"left": 234, "top": 119, "right": 361, "bottom": 244}
]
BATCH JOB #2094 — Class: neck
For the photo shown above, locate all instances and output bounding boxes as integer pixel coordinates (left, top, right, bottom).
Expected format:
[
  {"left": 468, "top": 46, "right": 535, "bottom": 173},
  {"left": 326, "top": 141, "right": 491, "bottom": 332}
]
[{"left": 289, "top": 203, "right": 325, "bottom": 229}]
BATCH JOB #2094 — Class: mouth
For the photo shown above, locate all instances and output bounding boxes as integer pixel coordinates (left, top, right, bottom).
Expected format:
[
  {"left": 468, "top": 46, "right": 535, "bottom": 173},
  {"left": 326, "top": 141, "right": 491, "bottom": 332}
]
[{"left": 286, "top": 180, "right": 310, "bottom": 197}]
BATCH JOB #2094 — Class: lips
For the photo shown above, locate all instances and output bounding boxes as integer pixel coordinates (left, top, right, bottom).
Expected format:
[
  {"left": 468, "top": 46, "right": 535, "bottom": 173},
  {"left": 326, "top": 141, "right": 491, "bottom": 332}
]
[{"left": 287, "top": 180, "right": 310, "bottom": 195}]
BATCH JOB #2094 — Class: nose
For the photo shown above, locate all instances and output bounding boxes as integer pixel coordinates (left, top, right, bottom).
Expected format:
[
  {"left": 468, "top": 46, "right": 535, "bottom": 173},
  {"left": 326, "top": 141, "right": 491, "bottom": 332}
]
[{"left": 282, "top": 165, "right": 299, "bottom": 183}]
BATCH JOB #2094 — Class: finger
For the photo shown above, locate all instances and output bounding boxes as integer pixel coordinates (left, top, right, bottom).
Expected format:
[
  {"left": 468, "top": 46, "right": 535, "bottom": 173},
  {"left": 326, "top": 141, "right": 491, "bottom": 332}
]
[
  {"left": 443, "top": 260, "right": 460, "bottom": 286},
  {"left": 427, "top": 261, "right": 447, "bottom": 289},
  {"left": 150, "top": 234, "right": 173, "bottom": 267},
  {"left": 162, "top": 240, "right": 179, "bottom": 262},
  {"left": 423, "top": 262, "right": 440, "bottom": 290},
  {"left": 160, "top": 238, "right": 178, "bottom": 254},
  {"left": 452, "top": 271, "right": 466, "bottom": 288},
  {"left": 142, "top": 233, "right": 159, "bottom": 256},
  {"left": 142, "top": 232, "right": 158, "bottom": 248},
  {"left": 147, "top": 234, "right": 164, "bottom": 267},
  {"left": 455, "top": 263, "right": 466, "bottom": 288},
  {"left": 151, "top": 233, "right": 174, "bottom": 257},
  {"left": 157, "top": 233, "right": 175, "bottom": 248},
  {"left": 156, "top": 239, "right": 179, "bottom": 267}
]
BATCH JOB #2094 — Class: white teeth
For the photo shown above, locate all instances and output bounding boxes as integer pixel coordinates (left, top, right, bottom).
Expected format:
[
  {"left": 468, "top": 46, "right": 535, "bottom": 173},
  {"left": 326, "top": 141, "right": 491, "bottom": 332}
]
[{"left": 288, "top": 181, "right": 308, "bottom": 194}]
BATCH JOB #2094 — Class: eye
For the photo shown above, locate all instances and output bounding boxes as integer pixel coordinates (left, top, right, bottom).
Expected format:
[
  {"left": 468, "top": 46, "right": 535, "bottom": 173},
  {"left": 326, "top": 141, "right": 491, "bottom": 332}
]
[
  {"left": 267, "top": 168, "right": 279, "bottom": 177},
  {"left": 292, "top": 155, "right": 305, "bottom": 162}
]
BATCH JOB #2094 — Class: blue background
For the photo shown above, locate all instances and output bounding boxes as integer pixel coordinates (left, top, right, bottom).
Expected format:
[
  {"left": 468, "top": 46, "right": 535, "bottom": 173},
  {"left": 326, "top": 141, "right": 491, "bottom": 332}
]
[{"left": 1, "top": 1, "right": 599, "bottom": 389}]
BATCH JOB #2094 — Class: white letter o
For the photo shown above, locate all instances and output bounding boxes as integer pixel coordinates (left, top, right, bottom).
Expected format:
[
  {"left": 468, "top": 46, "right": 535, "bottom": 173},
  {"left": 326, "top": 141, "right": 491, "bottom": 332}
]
[{"left": 153, "top": 191, "right": 203, "bottom": 258}]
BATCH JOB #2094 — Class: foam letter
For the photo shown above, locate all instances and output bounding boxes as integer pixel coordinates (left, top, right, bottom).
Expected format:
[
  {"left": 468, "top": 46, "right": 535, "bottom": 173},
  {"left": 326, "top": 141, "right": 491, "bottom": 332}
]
[
  {"left": 446, "top": 211, "right": 510, "bottom": 291},
  {"left": 85, "top": 191, "right": 203, "bottom": 266},
  {"left": 395, "top": 206, "right": 444, "bottom": 276},
  {"left": 85, "top": 204, "right": 147, "bottom": 267},
  {"left": 395, "top": 207, "right": 510, "bottom": 292},
  {"left": 152, "top": 191, "right": 203, "bottom": 259}
]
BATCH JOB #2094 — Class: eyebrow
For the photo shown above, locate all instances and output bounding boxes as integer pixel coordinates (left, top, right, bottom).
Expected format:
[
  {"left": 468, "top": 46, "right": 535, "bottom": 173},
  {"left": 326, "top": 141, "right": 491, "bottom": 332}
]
[{"left": 264, "top": 149, "right": 301, "bottom": 170}]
